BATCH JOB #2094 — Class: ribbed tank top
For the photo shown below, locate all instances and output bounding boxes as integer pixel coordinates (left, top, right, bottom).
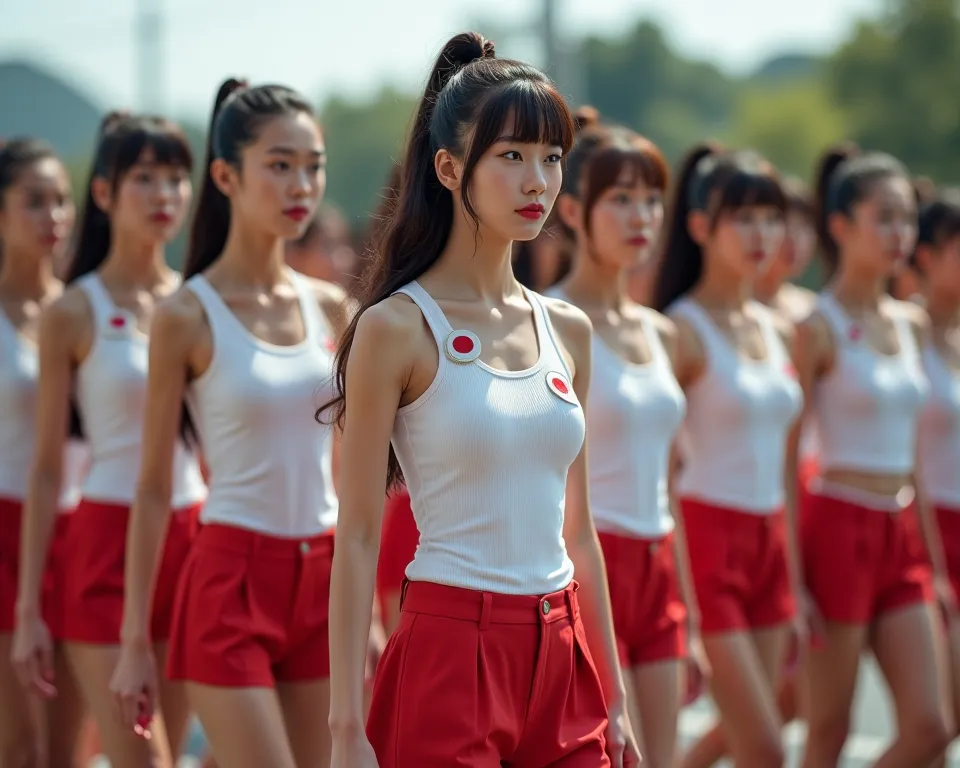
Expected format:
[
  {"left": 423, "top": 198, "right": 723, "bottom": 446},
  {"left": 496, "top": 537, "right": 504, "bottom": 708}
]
[
  {"left": 185, "top": 270, "right": 338, "bottom": 537},
  {"left": 671, "top": 298, "right": 803, "bottom": 513},
  {"left": 813, "top": 294, "right": 928, "bottom": 475},
  {"left": 918, "top": 343, "right": 960, "bottom": 507},
  {"left": 546, "top": 290, "right": 685, "bottom": 538},
  {"left": 74, "top": 274, "right": 207, "bottom": 508},
  {"left": 0, "top": 310, "right": 88, "bottom": 509},
  {"left": 392, "top": 281, "right": 585, "bottom": 594}
]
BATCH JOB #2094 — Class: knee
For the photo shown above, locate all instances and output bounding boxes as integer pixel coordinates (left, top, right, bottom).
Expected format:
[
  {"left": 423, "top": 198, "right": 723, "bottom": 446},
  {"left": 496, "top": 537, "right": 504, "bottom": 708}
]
[
  {"left": 899, "top": 709, "right": 952, "bottom": 763},
  {"left": 738, "top": 732, "right": 785, "bottom": 768},
  {"left": 805, "top": 714, "right": 852, "bottom": 763}
]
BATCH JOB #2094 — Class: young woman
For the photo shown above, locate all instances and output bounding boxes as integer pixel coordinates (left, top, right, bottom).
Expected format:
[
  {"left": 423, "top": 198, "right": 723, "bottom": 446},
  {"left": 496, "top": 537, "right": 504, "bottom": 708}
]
[
  {"left": 321, "top": 32, "right": 639, "bottom": 768},
  {"left": 109, "top": 78, "right": 346, "bottom": 768},
  {"left": 285, "top": 202, "right": 357, "bottom": 288},
  {"left": 652, "top": 144, "right": 802, "bottom": 768},
  {"left": 546, "top": 110, "right": 706, "bottom": 768},
  {"left": 0, "top": 137, "right": 88, "bottom": 767},
  {"left": 11, "top": 114, "right": 207, "bottom": 768},
  {"left": 916, "top": 190, "right": 960, "bottom": 759},
  {"left": 794, "top": 147, "right": 952, "bottom": 767}
]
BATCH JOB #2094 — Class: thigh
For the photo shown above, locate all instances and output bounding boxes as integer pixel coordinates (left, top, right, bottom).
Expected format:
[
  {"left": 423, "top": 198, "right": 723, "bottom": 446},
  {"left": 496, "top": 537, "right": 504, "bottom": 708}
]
[
  {"left": 0, "top": 633, "right": 43, "bottom": 766},
  {"left": 188, "top": 683, "right": 297, "bottom": 768},
  {"left": 276, "top": 679, "right": 331, "bottom": 768},
  {"left": 154, "top": 641, "right": 191, "bottom": 759},
  {"left": 44, "top": 644, "right": 87, "bottom": 768},
  {"left": 628, "top": 660, "right": 683, "bottom": 768},
  {"left": 700, "top": 631, "right": 782, "bottom": 762},
  {"left": 802, "top": 623, "right": 867, "bottom": 736},
  {"left": 872, "top": 602, "right": 952, "bottom": 732},
  {"left": 751, "top": 624, "right": 791, "bottom": 688},
  {"left": 65, "top": 642, "right": 173, "bottom": 768}
]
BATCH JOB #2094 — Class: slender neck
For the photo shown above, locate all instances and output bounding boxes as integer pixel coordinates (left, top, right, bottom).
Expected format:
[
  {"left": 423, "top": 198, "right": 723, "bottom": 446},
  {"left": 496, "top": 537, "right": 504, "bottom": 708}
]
[
  {"left": 926, "top": 290, "right": 960, "bottom": 330},
  {"left": 434, "top": 203, "right": 516, "bottom": 300},
  {"left": 694, "top": 248, "right": 751, "bottom": 310},
  {"left": 562, "top": 245, "right": 630, "bottom": 311},
  {"left": 98, "top": 229, "right": 170, "bottom": 289},
  {"left": 215, "top": 213, "right": 287, "bottom": 288},
  {"left": 0, "top": 251, "right": 56, "bottom": 300},
  {"left": 828, "top": 256, "right": 887, "bottom": 312}
]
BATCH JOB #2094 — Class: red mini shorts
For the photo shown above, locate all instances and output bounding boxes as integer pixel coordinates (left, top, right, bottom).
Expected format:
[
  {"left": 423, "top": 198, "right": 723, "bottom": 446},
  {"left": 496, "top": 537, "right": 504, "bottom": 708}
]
[
  {"left": 802, "top": 488, "right": 933, "bottom": 624},
  {"left": 367, "top": 579, "right": 610, "bottom": 768},
  {"left": 59, "top": 499, "right": 201, "bottom": 644},
  {"left": 0, "top": 498, "right": 72, "bottom": 637},
  {"left": 937, "top": 506, "right": 960, "bottom": 605},
  {"left": 598, "top": 530, "right": 687, "bottom": 666},
  {"left": 681, "top": 498, "right": 796, "bottom": 634},
  {"left": 166, "top": 522, "right": 334, "bottom": 687}
]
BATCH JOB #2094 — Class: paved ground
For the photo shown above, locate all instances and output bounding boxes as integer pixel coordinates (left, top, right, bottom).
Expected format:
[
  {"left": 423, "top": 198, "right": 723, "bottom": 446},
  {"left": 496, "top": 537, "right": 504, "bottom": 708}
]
[{"left": 89, "top": 655, "right": 960, "bottom": 767}]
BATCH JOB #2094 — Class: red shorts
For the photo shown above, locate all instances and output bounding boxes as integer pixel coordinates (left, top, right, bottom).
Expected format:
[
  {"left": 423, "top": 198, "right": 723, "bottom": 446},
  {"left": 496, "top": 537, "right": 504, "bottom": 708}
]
[
  {"left": 60, "top": 499, "right": 201, "bottom": 644},
  {"left": 938, "top": 506, "right": 960, "bottom": 603},
  {"left": 681, "top": 498, "right": 796, "bottom": 634},
  {"left": 376, "top": 489, "right": 418, "bottom": 606},
  {"left": 801, "top": 489, "right": 933, "bottom": 624},
  {"left": 367, "top": 580, "right": 610, "bottom": 768},
  {"left": 598, "top": 531, "right": 687, "bottom": 666},
  {"left": 166, "top": 523, "right": 334, "bottom": 687},
  {"left": 0, "top": 498, "right": 72, "bottom": 637}
]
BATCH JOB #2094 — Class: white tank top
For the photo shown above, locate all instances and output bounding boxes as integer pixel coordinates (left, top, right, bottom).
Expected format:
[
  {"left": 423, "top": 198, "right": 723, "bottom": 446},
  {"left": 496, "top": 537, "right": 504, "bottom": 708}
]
[
  {"left": 74, "top": 274, "right": 207, "bottom": 508},
  {"left": 392, "top": 281, "right": 584, "bottom": 594},
  {"left": 813, "top": 294, "right": 928, "bottom": 475},
  {"left": 185, "top": 271, "right": 338, "bottom": 537},
  {"left": 0, "top": 310, "right": 88, "bottom": 510},
  {"left": 918, "top": 343, "right": 960, "bottom": 507},
  {"left": 671, "top": 298, "right": 803, "bottom": 513},
  {"left": 546, "top": 290, "right": 685, "bottom": 538}
]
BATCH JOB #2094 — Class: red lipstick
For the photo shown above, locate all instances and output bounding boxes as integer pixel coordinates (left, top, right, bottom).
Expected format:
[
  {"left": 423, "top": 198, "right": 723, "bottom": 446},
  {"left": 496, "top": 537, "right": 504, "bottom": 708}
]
[
  {"left": 516, "top": 203, "right": 545, "bottom": 221},
  {"left": 284, "top": 206, "right": 311, "bottom": 222}
]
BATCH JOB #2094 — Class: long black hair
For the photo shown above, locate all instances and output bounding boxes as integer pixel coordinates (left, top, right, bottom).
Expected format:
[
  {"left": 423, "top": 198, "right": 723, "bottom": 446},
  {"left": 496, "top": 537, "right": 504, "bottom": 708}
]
[
  {"left": 652, "top": 143, "right": 786, "bottom": 312},
  {"left": 184, "top": 79, "right": 316, "bottom": 278},
  {"left": 66, "top": 112, "right": 193, "bottom": 284},
  {"left": 316, "top": 31, "right": 576, "bottom": 489},
  {"left": 0, "top": 137, "right": 62, "bottom": 267},
  {"left": 813, "top": 142, "right": 909, "bottom": 277}
]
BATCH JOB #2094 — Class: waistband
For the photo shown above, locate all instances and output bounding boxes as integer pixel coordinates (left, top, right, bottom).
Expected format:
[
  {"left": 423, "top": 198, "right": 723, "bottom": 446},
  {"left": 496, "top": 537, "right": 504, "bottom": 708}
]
[
  {"left": 681, "top": 496, "right": 784, "bottom": 523},
  {"left": 194, "top": 522, "right": 334, "bottom": 559},
  {"left": 400, "top": 579, "right": 580, "bottom": 629},
  {"left": 597, "top": 529, "right": 672, "bottom": 550},
  {"left": 74, "top": 498, "right": 203, "bottom": 516},
  {"left": 809, "top": 480, "right": 914, "bottom": 513}
]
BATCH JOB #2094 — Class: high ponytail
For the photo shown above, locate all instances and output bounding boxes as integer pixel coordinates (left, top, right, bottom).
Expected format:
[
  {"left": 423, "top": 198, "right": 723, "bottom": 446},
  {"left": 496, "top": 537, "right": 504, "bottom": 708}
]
[
  {"left": 652, "top": 143, "right": 719, "bottom": 312},
  {"left": 183, "top": 78, "right": 317, "bottom": 278},
  {"left": 813, "top": 142, "right": 859, "bottom": 276},
  {"left": 316, "top": 31, "right": 575, "bottom": 489},
  {"left": 66, "top": 110, "right": 192, "bottom": 284}
]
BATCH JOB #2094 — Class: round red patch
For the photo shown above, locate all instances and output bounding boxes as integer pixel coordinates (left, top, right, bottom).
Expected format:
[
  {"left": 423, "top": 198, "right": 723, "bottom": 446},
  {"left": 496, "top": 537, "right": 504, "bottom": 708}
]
[
  {"left": 784, "top": 363, "right": 798, "bottom": 379},
  {"left": 546, "top": 370, "right": 577, "bottom": 404},
  {"left": 551, "top": 376, "right": 569, "bottom": 394},
  {"left": 110, "top": 315, "right": 126, "bottom": 328},
  {"left": 849, "top": 324, "right": 863, "bottom": 341},
  {"left": 452, "top": 335, "right": 474, "bottom": 354}
]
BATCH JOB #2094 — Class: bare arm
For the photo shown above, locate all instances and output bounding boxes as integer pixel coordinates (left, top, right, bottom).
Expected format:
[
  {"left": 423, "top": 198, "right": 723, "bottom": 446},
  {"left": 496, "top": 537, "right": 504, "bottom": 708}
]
[
  {"left": 120, "top": 292, "right": 207, "bottom": 645},
  {"left": 549, "top": 301, "right": 626, "bottom": 710},
  {"left": 16, "top": 293, "right": 87, "bottom": 618},
  {"left": 328, "top": 300, "right": 417, "bottom": 734}
]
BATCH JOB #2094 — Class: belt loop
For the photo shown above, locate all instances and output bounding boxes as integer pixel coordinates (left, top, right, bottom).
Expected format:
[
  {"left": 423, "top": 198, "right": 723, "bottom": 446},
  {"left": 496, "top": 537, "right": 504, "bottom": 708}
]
[
  {"left": 567, "top": 581, "right": 580, "bottom": 622},
  {"left": 399, "top": 578, "right": 410, "bottom": 611},
  {"left": 479, "top": 592, "right": 493, "bottom": 631}
]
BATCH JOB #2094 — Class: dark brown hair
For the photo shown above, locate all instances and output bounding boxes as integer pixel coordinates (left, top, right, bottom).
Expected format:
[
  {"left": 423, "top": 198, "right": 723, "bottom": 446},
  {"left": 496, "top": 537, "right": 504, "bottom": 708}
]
[
  {"left": 652, "top": 143, "right": 786, "bottom": 312},
  {"left": 316, "top": 31, "right": 576, "bottom": 489},
  {"left": 813, "top": 142, "right": 909, "bottom": 275},
  {"left": 918, "top": 189, "right": 960, "bottom": 249},
  {"left": 184, "top": 79, "right": 317, "bottom": 278},
  {"left": 559, "top": 105, "right": 669, "bottom": 242},
  {"left": 0, "top": 136, "right": 62, "bottom": 266}
]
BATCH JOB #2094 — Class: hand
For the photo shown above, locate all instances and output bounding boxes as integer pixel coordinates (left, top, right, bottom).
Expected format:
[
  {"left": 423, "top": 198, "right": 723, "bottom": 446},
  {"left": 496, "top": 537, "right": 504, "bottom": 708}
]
[
  {"left": 331, "top": 729, "right": 379, "bottom": 768},
  {"left": 604, "top": 697, "right": 642, "bottom": 768},
  {"left": 795, "top": 587, "right": 825, "bottom": 652},
  {"left": 365, "top": 619, "right": 387, "bottom": 682},
  {"left": 109, "top": 640, "right": 158, "bottom": 740},
  {"left": 934, "top": 573, "right": 957, "bottom": 617},
  {"left": 10, "top": 612, "right": 56, "bottom": 698},
  {"left": 683, "top": 628, "right": 710, "bottom": 705}
]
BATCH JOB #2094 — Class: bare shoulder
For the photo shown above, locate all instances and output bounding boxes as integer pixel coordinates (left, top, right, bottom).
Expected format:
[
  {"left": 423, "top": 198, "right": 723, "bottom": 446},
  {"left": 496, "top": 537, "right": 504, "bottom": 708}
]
[
  {"left": 300, "top": 274, "right": 357, "bottom": 333},
  {"left": 153, "top": 286, "right": 208, "bottom": 340},
  {"left": 638, "top": 305, "right": 679, "bottom": 360},
  {"left": 884, "top": 295, "right": 929, "bottom": 335},
  {"left": 542, "top": 293, "right": 592, "bottom": 343},
  {"left": 353, "top": 293, "right": 427, "bottom": 356},
  {"left": 42, "top": 284, "right": 93, "bottom": 343},
  {"left": 758, "top": 301, "right": 796, "bottom": 346}
]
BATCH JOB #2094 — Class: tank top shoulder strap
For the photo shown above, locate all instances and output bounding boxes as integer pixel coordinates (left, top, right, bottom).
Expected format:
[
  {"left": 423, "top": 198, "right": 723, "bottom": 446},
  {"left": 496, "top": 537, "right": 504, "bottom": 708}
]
[
  {"left": 668, "top": 297, "right": 725, "bottom": 353},
  {"left": 887, "top": 300, "right": 922, "bottom": 362},
  {"left": 184, "top": 274, "right": 237, "bottom": 344},
  {"left": 639, "top": 309, "right": 672, "bottom": 370},
  {"left": 526, "top": 288, "right": 572, "bottom": 378},
  {"left": 816, "top": 292, "right": 852, "bottom": 339},
  {"left": 75, "top": 273, "right": 114, "bottom": 329},
  {"left": 750, "top": 300, "right": 789, "bottom": 364},
  {"left": 391, "top": 281, "right": 454, "bottom": 342},
  {"left": 286, "top": 269, "right": 329, "bottom": 345}
]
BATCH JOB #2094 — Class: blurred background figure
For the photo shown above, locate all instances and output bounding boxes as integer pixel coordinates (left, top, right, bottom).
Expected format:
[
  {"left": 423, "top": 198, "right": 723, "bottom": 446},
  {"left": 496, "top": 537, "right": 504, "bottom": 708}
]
[{"left": 285, "top": 203, "right": 357, "bottom": 288}]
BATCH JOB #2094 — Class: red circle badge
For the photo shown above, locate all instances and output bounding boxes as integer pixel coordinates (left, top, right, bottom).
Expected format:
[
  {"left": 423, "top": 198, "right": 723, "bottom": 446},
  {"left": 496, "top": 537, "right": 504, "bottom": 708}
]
[
  {"left": 445, "top": 330, "right": 481, "bottom": 363},
  {"left": 546, "top": 371, "right": 577, "bottom": 404}
]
